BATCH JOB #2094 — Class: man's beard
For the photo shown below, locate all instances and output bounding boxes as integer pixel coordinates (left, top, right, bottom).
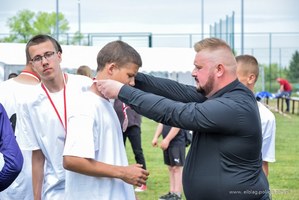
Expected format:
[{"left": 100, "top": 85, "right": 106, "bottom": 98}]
[{"left": 196, "top": 73, "right": 214, "bottom": 96}]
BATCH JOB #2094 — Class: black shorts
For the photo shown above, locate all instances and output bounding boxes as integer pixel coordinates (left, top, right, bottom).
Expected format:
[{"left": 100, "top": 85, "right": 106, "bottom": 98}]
[{"left": 163, "top": 145, "right": 185, "bottom": 166}]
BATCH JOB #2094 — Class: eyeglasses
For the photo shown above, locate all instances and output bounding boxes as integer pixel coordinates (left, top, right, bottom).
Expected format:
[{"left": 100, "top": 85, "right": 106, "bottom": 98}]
[{"left": 31, "top": 51, "right": 56, "bottom": 64}]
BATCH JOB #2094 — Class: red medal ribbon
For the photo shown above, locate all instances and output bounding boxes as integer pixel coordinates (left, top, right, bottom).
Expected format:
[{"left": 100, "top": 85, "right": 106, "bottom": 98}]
[
  {"left": 41, "top": 74, "right": 67, "bottom": 134},
  {"left": 21, "top": 70, "right": 41, "bottom": 81}
]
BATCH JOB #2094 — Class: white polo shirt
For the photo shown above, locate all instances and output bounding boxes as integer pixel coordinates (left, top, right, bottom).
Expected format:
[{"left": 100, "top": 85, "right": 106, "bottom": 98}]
[
  {"left": 63, "top": 91, "right": 135, "bottom": 200},
  {"left": 258, "top": 101, "right": 276, "bottom": 163}
]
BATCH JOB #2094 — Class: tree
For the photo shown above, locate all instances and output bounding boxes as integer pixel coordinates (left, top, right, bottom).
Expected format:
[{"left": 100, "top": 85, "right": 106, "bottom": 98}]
[
  {"left": 287, "top": 50, "right": 299, "bottom": 83},
  {"left": 34, "top": 12, "right": 69, "bottom": 35},
  {"left": 3, "top": 10, "right": 35, "bottom": 43},
  {"left": 262, "top": 63, "right": 286, "bottom": 92},
  {"left": 70, "top": 31, "right": 85, "bottom": 45},
  {"left": 0, "top": 9, "right": 70, "bottom": 43}
]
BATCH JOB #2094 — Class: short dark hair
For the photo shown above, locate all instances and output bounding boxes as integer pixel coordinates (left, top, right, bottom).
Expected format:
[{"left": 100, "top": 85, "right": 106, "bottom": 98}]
[
  {"left": 25, "top": 34, "right": 62, "bottom": 64},
  {"left": 96, "top": 40, "right": 142, "bottom": 72}
]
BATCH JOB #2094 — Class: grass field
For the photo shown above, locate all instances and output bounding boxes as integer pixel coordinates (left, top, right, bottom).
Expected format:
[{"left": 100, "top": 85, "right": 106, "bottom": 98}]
[{"left": 126, "top": 100, "right": 299, "bottom": 200}]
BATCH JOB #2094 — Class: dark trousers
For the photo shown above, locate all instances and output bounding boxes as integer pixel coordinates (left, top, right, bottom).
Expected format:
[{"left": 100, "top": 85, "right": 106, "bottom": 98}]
[
  {"left": 123, "top": 125, "right": 147, "bottom": 170},
  {"left": 277, "top": 91, "right": 292, "bottom": 111},
  {"left": 284, "top": 91, "right": 292, "bottom": 111}
]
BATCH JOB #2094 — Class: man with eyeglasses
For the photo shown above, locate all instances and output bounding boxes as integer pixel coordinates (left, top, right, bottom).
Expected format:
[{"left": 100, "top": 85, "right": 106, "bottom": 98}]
[{"left": 21, "top": 34, "right": 93, "bottom": 200}]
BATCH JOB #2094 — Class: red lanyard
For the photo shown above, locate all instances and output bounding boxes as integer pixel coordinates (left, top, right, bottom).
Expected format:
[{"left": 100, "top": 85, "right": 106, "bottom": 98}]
[
  {"left": 21, "top": 70, "right": 41, "bottom": 81},
  {"left": 122, "top": 103, "right": 129, "bottom": 132},
  {"left": 122, "top": 103, "right": 128, "bottom": 119},
  {"left": 41, "top": 74, "right": 67, "bottom": 134}
]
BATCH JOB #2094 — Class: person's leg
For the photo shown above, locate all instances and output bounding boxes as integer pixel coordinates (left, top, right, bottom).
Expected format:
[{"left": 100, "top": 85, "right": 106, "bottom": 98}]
[
  {"left": 159, "top": 149, "right": 174, "bottom": 199},
  {"left": 285, "top": 91, "right": 292, "bottom": 112},
  {"left": 285, "top": 99, "right": 290, "bottom": 111},
  {"left": 169, "top": 166, "right": 175, "bottom": 192},
  {"left": 280, "top": 91, "right": 292, "bottom": 112},
  {"left": 172, "top": 166, "right": 183, "bottom": 194},
  {"left": 168, "top": 145, "right": 185, "bottom": 199},
  {"left": 127, "top": 126, "right": 147, "bottom": 170}
]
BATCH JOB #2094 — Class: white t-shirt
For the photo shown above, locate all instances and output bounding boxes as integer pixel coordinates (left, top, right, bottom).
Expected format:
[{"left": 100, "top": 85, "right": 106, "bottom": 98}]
[
  {"left": 63, "top": 91, "right": 135, "bottom": 200},
  {"left": 0, "top": 78, "right": 38, "bottom": 200},
  {"left": 258, "top": 101, "right": 276, "bottom": 163},
  {"left": 21, "top": 74, "right": 92, "bottom": 200}
]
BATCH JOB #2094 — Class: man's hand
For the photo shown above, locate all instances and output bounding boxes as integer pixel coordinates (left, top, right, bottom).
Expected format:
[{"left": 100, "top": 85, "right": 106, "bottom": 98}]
[
  {"left": 96, "top": 79, "right": 124, "bottom": 99},
  {"left": 121, "top": 164, "right": 149, "bottom": 187}
]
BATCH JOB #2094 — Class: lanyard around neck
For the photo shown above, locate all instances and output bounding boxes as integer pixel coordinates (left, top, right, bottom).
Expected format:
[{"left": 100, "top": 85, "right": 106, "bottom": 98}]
[
  {"left": 122, "top": 103, "right": 129, "bottom": 132},
  {"left": 122, "top": 103, "right": 129, "bottom": 119},
  {"left": 41, "top": 73, "right": 67, "bottom": 134},
  {"left": 21, "top": 70, "right": 41, "bottom": 82}
]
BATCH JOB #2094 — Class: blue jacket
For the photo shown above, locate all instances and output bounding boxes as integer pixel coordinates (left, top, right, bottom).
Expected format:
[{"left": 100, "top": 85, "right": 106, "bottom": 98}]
[{"left": 0, "top": 103, "right": 23, "bottom": 191}]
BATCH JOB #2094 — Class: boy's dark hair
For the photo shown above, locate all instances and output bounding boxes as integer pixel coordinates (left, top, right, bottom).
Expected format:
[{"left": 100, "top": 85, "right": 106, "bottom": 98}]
[{"left": 96, "top": 40, "right": 142, "bottom": 72}]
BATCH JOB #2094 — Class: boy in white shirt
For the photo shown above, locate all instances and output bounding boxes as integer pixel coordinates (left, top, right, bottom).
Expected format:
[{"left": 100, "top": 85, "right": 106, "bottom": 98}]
[
  {"left": 236, "top": 54, "right": 276, "bottom": 177},
  {"left": 63, "top": 40, "right": 149, "bottom": 200},
  {"left": 22, "top": 34, "right": 93, "bottom": 200}
]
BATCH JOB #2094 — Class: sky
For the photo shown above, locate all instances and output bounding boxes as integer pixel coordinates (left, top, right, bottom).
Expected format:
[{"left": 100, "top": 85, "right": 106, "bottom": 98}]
[{"left": 0, "top": 0, "right": 299, "bottom": 34}]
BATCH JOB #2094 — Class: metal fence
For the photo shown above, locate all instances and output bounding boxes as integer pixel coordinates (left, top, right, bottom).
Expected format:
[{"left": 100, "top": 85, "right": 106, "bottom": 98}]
[
  {"left": 1, "top": 32, "right": 298, "bottom": 90},
  {"left": 49, "top": 32, "right": 299, "bottom": 68},
  {"left": 1, "top": 32, "right": 298, "bottom": 68}
]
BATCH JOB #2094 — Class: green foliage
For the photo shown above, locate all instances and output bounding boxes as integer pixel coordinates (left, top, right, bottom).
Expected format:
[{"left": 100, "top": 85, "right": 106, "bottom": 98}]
[
  {"left": 4, "top": 10, "right": 35, "bottom": 43},
  {"left": 70, "top": 31, "right": 85, "bottom": 45},
  {"left": 262, "top": 63, "right": 287, "bottom": 92},
  {"left": 33, "top": 12, "right": 52, "bottom": 34},
  {"left": 34, "top": 12, "right": 69, "bottom": 35},
  {"left": 257, "top": 50, "right": 299, "bottom": 92},
  {"left": 264, "top": 63, "right": 279, "bottom": 82},
  {"left": 0, "top": 9, "right": 69, "bottom": 43},
  {"left": 287, "top": 50, "right": 299, "bottom": 82}
]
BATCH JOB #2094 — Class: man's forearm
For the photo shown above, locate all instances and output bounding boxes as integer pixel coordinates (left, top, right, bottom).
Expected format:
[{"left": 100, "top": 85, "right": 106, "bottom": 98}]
[{"left": 135, "top": 73, "right": 206, "bottom": 103}]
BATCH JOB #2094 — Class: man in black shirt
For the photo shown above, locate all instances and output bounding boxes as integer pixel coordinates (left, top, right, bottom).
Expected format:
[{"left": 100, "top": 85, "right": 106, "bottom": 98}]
[{"left": 96, "top": 38, "right": 270, "bottom": 200}]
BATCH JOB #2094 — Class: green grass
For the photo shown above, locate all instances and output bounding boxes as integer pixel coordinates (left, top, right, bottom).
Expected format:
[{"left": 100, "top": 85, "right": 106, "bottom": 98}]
[
  {"left": 126, "top": 106, "right": 299, "bottom": 200},
  {"left": 126, "top": 118, "right": 171, "bottom": 200},
  {"left": 268, "top": 111, "right": 299, "bottom": 199}
]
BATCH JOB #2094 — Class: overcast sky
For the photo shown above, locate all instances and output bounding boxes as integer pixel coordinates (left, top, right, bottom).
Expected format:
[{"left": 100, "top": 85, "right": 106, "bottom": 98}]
[{"left": 0, "top": 0, "right": 299, "bottom": 34}]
